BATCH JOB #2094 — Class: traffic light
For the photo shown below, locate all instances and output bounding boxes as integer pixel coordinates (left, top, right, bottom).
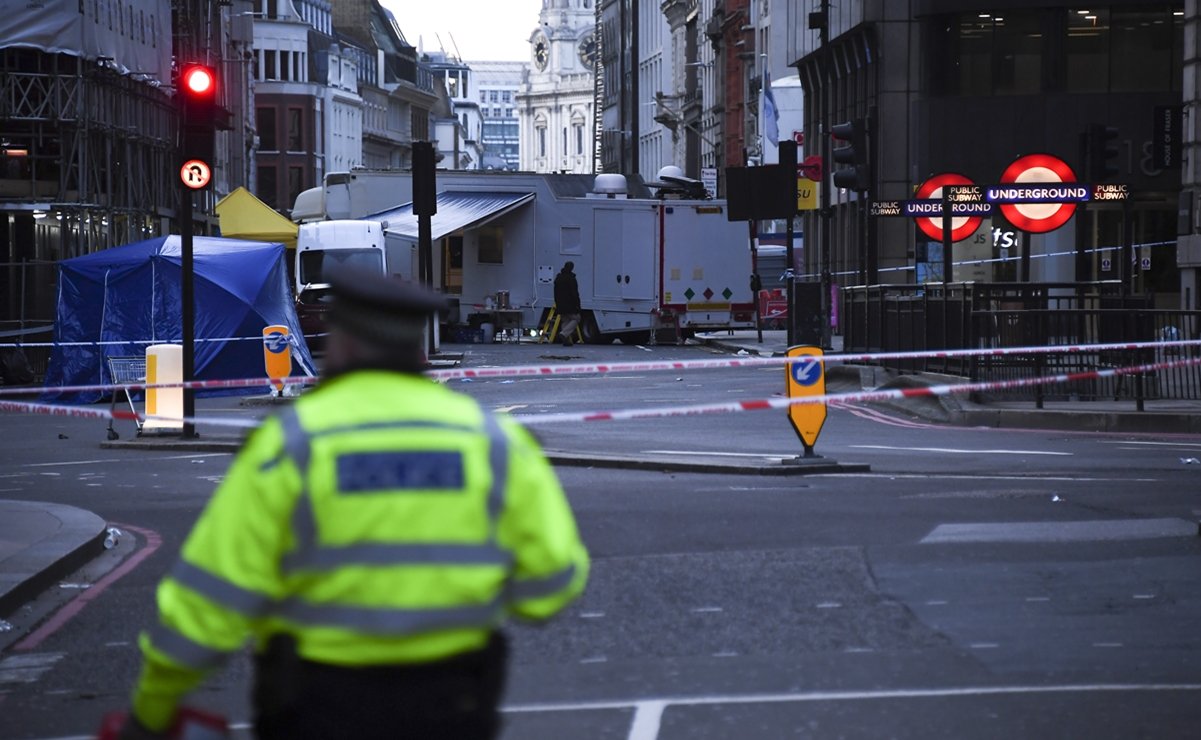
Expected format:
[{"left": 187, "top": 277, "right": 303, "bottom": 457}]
[
  {"left": 1087, "top": 124, "right": 1120, "bottom": 182},
  {"left": 831, "top": 118, "right": 870, "bottom": 192},
  {"left": 178, "top": 64, "right": 222, "bottom": 189}
]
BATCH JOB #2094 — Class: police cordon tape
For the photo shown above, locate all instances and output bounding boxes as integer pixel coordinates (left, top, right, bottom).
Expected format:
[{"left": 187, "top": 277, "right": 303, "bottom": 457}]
[
  {"left": 0, "top": 333, "right": 328, "bottom": 349},
  {"left": 1, "top": 338, "right": 1198, "bottom": 399},
  {"left": 2, "top": 355, "right": 1199, "bottom": 430}
]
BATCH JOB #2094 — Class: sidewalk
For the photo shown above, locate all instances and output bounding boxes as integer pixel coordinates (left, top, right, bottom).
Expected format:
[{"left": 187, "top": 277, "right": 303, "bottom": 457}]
[
  {"left": 695, "top": 330, "right": 1201, "bottom": 435},
  {"left": 0, "top": 500, "right": 108, "bottom": 620}
]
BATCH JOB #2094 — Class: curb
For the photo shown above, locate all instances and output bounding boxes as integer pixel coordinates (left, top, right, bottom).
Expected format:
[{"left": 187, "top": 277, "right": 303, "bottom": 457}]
[
  {"left": 0, "top": 501, "right": 108, "bottom": 619},
  {"left": 101, "top": 438, "right": 243, "bottom": 452},
  {"left": 544, "top": 451, "right": 870, "bottom": 476},
  {"left": 99, "top": 440, "right": 871, "bottom": 475},
  {"left": 951, "top": 408, "right": 1201, "bottom": 435}
]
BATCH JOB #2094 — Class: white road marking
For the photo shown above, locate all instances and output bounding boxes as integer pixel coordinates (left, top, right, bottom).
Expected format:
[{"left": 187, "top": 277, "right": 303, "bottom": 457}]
[
  {"left": 580, "top": 612, "right": 605, "bottom": 619},
  {"left": 691, "top": 607, "right": 722, "bottom": 613},
  {"left": 845, "top": 648, "right": 874, "bottom": 653},
  {"left": 0, "top": 488, "right": 22, "bottom": 492},
  {"left": 970, "top": 643, "right": 1000, "bottom": 649},
  {"left": 816, "top": 603, "right": 841, "bottom": 609},
  {"left": 498, "top": 684, "right": 1201, "bottom": 740},
  {"left": 580, "top": 657, "right": 608, "bottom": 664},
  {"left": 1133, "top": 595, "right": 1155, "bottom": 599},
  {"left": 926, "top": 600, "right": 948, "bottom": 605},
  {"left": 712, "top": 652, "right": 738, "bottom": 658},
  {"left": 643, "top": 450, "right": 793, "bottom": 458},
  {"left": 850, "top": 445, "right": 1072, "bottom": 456},
  {"left": 627, "top": 701, "right": 667, "bottom": 740},
  {"left": 1101, "top": 440, "right": 1201, "bottom": 449},
  {"left": 922, "top": 518, "right": 1199, "bottom": 544},
  {"left": 24, "top": 453, "right": 231, "bottom": 467},
  {"left": 1026, "top": 597, "right": 1050, "bottom": 602},
  {"left": 494, "top": 405, "right": 529, "bottom": 413},
  {"left": 31, "top": 685, "right": 1201, "bottom": 740},
  {"left": 825, "top": 473, "right": 1159, "bottom": 482},
  {"left": 0, "top": 653, "right": 64, "bottom": 684}
]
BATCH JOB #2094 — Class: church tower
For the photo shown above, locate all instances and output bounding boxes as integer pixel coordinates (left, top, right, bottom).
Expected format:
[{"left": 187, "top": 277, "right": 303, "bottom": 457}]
[{"left": 518, "top": 0, "right": 597, "bottom": 173}]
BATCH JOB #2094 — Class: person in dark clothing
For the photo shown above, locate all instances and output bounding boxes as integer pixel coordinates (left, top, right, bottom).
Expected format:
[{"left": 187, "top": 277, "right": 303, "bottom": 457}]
[{"left": 553, "top": 262, "right": 582, "bottom": 346}]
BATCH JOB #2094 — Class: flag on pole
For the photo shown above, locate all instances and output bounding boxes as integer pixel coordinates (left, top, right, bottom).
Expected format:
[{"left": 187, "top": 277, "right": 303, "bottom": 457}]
[{"left": 763, "top": 70, "right": 780, "bottom": 148}]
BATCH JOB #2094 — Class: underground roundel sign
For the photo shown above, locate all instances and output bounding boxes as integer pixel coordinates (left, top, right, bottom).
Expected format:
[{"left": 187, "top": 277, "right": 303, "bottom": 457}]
[
  {"left": 998, "top": 153, "right": 1078, "bottom": 234},
  {"left": 914, "top": 173, "right": 982, "bottom": 243}
]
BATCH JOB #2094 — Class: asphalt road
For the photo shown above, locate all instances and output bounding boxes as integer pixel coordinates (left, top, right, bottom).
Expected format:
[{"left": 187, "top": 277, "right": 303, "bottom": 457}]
[{"left": 1, "top": 340, "right": 1199, "bottom": 739}]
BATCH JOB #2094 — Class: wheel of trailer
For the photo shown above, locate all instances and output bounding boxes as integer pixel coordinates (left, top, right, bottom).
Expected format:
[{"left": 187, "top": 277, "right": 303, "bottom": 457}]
[{"left": 580, "top": 312, "right": 614, "bottom": 344}]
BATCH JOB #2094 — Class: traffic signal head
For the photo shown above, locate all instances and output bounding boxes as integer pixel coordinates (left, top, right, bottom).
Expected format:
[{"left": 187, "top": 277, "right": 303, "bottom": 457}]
[
  {"left": 830, "top": 118, "right": 870, "bottom": 192},
  {"left": 1087, "top": 124, "right": 1119, "bottom": 182},
  {"left": 177, "top": 64, "right": 220, "bottom": 189},
  {"left": 179, "top": 64, "right": 219, "bottom": 120}
]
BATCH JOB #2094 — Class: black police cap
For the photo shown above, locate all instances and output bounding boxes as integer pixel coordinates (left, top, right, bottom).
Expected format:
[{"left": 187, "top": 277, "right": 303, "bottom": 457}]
[{"left": 326, "top": 266, "right": 449, "bottom": 317}]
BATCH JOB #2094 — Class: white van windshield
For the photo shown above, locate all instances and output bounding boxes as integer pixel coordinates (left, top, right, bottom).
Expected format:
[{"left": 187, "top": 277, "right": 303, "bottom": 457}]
[{"left": 299, "top": 248, "right": 384, "bottom": 285}]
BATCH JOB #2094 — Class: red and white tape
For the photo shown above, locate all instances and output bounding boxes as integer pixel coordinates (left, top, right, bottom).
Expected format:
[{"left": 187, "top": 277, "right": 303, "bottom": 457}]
[
  {"left": 2, "top": 338, "right": 1197, "bottom": 399},
  {"left": 5, "top": 355, "right": 1198, "bottom": 431},
  {"left": 515, "top": 355, "right": 1201, "bottom": 426}
]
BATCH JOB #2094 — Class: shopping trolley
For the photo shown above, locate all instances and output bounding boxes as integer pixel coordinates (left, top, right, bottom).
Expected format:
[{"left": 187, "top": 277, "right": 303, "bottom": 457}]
[{"left": 106, "top": 356, "right": 146, "bottom": 440}]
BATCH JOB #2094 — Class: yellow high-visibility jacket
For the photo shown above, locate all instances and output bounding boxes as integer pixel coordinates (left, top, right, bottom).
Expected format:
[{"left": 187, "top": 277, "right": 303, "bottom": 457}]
[{"left": 131, "top": 370, "right": 589, "bottom": 731}]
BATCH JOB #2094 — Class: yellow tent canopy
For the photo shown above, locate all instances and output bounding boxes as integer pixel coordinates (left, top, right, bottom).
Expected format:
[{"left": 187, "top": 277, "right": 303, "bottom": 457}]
[{"left": 215, "top": 187, "right": 298, "bottom": 249}]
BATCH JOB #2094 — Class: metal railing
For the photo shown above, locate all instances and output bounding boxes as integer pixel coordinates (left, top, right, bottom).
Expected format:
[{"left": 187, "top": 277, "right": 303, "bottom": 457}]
[{"left": 841, "top": 282, "right": 1201, "bottom": 401}]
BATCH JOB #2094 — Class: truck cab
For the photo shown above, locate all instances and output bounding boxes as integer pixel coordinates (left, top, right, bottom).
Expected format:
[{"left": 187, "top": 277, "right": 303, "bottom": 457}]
[{"left": 294, "top": 220, "right": 386, "bottom": 352}]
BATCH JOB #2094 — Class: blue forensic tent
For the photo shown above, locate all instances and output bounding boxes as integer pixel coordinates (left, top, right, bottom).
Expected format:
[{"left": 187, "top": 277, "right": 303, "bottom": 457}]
[{"left": 41, "top": 235, "right": 316, "bottom": 404}]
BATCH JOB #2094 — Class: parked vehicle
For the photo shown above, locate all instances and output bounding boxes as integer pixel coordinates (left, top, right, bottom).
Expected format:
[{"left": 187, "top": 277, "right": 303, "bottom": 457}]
[{"left": 291, "top": 169, "right": 758, "bottom": 343}]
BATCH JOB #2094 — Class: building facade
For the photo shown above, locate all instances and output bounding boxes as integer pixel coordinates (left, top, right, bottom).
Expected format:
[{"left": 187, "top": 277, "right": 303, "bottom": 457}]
[
  {"left": 472, "top": 61, "right": 527, "bottom": 170},
  {"left": 788, "top": 1, "right": 1185, "bottom": 303},
  {"left": 426, "top": 51, "right": 485, "bottom": 170},
  {"left": 521, "top": 0, "right": 597, "bottom": 173},
  {"left": 330, "top": 0, "right": 437, "bottom": 172}
]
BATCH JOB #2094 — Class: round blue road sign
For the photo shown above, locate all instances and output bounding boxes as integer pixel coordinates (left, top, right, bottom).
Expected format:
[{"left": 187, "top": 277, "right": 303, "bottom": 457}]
[
  {"left": 790, "top": 355, "right": 822, "bottom": 387},
  {"left": 264, "top": 331, "right": 289, "bottom": 354}
]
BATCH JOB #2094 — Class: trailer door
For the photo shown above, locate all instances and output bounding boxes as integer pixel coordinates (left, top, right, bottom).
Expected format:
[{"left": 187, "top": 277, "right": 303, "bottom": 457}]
[
  {"left": 593, "top": 209, "right": 624, "bottom": 299},
  {"left": 621, "top": 209, "right": 655, "bottom": 299}
]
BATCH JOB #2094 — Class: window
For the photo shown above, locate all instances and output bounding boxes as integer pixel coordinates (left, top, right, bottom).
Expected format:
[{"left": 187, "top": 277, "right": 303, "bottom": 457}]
[
  {"left": 447, "top": 74, "right": 458, "bottom": 98},
  {"left": 575, "top": 124, "right": 583, "bottom": 155},
  {"left": 1110, "top": 7, "right": 1180, "bottom": 93},
  {"left": 494, "top": 106, "right": 501, "bottom": 117},
  {"left": 489, "top": 90, "right": 499, "bottom": 102},
  {"left": 503, "top": 90, "right": 512, "bottom": 103},
  {"left": 257, "top": 107, "right": 277, "bottom": 151},
  {"left": 288, "top": 108, "right": 303, "bottom": 151},
  {"left": 1066, "top": 8, "right": 1110, "bottom": 92},
  {"left": 257, "top": 166, "right": 278, "bottom": 210},
  {"left": 560, "top": 226, "right": 582, "bottom": 255},
  {"left": 264, "top": 49, "right": 277, "bottom": 80},
  {"left": 562, "top": 127, "right": 567, "bottom": 155},
  {"left": 538, "top": 127, "right": 546, "bottom": 157},
  {"left": 480, "top": 90, "right": 486, "bottom": 102},
  {"left": 280, "top": 51, "right": 290, "bottom": 81},
  {"left": 288, "top": 166, "right": 304, "bottom": 212},
  {"left": 505, "top": 107, "right": 513, "bottom": 117},
  {"left": 477, "top": 226, "right": 503, "bottom": 264}
]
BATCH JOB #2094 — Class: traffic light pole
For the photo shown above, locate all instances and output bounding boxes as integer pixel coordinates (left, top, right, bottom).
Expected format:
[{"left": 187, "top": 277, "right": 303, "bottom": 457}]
[
  {"left": 818, "top": 0, "right": 832, "bottom": 350},
  {"left": 181, "top": 187, "right": 196, "bottom": 439}
]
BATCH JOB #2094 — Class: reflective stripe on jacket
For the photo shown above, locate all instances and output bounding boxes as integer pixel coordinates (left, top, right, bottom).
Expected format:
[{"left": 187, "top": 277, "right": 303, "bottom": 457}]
[{"left": 131, "top": 370, "right": 588, "bottom": 731}]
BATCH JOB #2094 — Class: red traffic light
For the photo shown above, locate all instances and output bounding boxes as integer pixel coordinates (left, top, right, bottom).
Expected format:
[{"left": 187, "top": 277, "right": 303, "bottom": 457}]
[{"left": 181, "top": 65, "right": 216, "bottom": 97}]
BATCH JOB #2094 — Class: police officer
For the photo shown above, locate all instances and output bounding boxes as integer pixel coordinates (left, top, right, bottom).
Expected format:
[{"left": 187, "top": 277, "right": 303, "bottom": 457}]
[{"left": 119, "top": 267, "right": 590, "bottom": 740}]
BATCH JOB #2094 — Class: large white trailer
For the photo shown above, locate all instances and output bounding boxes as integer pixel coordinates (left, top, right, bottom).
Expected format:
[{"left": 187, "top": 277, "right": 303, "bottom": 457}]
[{"left": 291, "top": 170, "right": 757, "bottom": 343}]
